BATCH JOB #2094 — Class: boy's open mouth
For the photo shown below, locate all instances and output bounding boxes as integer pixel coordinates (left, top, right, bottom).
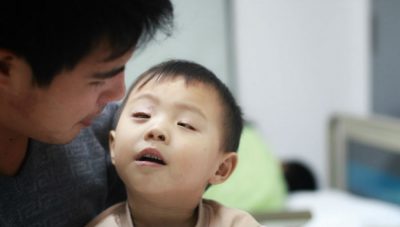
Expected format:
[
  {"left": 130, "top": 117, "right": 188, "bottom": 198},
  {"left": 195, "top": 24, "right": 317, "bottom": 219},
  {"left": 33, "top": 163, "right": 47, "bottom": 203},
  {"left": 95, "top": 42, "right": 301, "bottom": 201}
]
[{"left": 135, "top": 148, "right": 166, "bottom": 165}]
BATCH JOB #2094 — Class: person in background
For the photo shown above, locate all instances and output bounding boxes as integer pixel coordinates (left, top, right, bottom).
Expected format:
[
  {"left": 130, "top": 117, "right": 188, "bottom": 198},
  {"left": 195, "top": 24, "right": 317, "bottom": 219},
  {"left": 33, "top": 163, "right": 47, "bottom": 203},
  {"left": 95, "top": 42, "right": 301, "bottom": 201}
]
[
  {"left": 86, "top": 60, "right": 261, "bottom": 227},
  {"left": 203, "top": 122, "right": 287, "bottom": 214},
  {"left": 204, "top": 124, "right": 317, "bottom": 214},
  {"left": 0, "top": 1, "right": 173, "bottom": 226},
  {"left": 282, "top": 160, "right": 318, "bottom": 192}
]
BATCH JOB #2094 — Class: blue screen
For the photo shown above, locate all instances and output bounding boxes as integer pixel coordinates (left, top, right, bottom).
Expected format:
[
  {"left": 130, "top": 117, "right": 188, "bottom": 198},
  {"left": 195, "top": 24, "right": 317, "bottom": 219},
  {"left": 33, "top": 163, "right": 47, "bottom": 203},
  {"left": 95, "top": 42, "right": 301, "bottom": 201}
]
[{"left": 346, "top": 140, "right": 400, "bottom": 206}]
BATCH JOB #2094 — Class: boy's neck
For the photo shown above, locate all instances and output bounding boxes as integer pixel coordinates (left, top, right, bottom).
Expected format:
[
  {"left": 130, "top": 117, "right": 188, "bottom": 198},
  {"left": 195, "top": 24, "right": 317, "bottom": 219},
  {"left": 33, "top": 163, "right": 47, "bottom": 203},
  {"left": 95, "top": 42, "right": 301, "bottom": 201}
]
[
  {"left": 127, "top": 193, "right": 199, "bottom": 227},
  {"left": 0, "top": 128, "right": 29, "bottom": 176}
]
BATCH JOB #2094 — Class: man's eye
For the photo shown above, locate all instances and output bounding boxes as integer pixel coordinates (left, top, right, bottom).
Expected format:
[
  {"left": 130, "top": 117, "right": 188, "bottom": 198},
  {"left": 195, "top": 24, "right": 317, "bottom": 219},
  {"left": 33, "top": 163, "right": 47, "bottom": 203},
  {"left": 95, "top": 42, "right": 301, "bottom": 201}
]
[
  {"left": 132, "top": 112, "right": 150, "bottom": 119},
  {"left": 177, "top": 122, "right": 196, "bottom": 131},
  {"left": 89, "top": 81, "right": 105, "bottom": 87}
]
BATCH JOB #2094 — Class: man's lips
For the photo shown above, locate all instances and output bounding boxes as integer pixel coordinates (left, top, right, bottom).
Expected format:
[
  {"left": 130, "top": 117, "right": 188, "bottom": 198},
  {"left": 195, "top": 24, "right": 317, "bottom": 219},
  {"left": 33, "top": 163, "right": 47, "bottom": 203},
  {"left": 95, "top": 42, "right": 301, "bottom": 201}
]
[
  {"left": 80, "top": 116, "right": 96, "bottom": 127},
  {"left": 135, "top": 148, "right": 166, "bottom": 165},
  {"left": 80, "top": 118, "right": 93, "bottom": 127},
  {"left": 80, "top": 108, "right": 105, "bottom": 127}
]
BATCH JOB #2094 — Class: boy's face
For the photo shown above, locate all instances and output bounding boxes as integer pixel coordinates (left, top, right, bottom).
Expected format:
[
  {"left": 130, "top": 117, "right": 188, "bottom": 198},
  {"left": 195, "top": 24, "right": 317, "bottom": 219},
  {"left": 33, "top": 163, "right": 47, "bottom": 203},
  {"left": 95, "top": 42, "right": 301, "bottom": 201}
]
[
  {"left": 110, "top": 77, "right": 236, "bottom": 201},
  {"left": 0, "top": 46, "right": 132, "bottom": 143}
]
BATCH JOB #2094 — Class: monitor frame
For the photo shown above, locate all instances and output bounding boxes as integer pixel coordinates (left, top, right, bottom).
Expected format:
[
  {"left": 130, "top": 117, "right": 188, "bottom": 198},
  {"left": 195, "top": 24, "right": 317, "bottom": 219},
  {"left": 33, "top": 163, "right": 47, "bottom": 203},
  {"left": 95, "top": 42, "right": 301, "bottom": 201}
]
[{"left": 329, "top": 113, "right": 400, "bottom": 190}]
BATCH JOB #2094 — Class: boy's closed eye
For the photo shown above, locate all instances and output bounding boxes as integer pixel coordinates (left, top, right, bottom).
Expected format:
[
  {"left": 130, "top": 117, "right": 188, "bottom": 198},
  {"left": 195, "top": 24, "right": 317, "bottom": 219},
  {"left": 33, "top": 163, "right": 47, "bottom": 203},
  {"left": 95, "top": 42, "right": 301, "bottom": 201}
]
[
  {"left": 132, "top": 112, "right": 150, "bottom": 119},
  {"left": 177, "top": 122, "right": 196, "bottom": 131}
]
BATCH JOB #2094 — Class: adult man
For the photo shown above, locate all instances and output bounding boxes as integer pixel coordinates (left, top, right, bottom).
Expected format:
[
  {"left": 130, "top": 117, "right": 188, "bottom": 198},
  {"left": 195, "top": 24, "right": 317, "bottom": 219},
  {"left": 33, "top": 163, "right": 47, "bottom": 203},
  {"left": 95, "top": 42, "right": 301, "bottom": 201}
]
[{"left": 0, "top": 1, "right": 173, "bottom": 226}]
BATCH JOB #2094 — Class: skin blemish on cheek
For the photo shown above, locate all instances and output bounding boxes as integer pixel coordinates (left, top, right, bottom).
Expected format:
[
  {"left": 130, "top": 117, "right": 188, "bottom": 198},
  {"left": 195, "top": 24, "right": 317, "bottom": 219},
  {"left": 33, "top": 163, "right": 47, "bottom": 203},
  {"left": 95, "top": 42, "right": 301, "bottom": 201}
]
[{"left": 7, "top": 92, "right": 38, "bottom": 118}]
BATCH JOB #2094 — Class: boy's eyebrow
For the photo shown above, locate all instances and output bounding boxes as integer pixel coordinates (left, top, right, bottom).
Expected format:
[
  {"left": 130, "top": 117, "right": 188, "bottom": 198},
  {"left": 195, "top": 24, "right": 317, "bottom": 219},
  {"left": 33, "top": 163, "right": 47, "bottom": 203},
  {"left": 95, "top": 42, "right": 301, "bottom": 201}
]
[
  {"left": 129, "top": 93, "right": 207, "bottom": 120},
  {"left": 175, "top": 103, "right": 207, "bottom": 120},
  {"left": 91, "top": 66, "right": 125, "bottom": 79},
  {"left": 129, "top": 93, "right": 159, "bottom": 104}
]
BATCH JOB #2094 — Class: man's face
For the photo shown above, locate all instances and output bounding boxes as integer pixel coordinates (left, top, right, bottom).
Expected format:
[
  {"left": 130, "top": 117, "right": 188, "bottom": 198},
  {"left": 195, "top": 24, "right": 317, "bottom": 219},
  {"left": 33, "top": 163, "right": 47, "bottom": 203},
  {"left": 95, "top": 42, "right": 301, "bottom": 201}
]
[
  {"left": 2, "top": 47, "right": 132, "bottom": 144},
  {"left": 110, "top": 78, "right": 230, "bottom": 205}
]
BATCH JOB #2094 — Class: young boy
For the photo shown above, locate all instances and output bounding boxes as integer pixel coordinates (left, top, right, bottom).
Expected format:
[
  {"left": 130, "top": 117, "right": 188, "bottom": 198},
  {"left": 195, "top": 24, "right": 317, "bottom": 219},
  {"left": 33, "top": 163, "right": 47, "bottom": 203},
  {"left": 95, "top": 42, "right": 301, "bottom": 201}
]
[{"left": 86, "top": 60, "right": 262, "bottom": 226}]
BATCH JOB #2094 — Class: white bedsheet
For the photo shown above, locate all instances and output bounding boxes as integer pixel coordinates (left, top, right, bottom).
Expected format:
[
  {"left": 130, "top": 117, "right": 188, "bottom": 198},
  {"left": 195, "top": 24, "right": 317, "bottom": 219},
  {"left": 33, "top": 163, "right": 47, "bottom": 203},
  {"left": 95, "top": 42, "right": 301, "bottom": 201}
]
[{"left": 286, "top": 189, "right": 400, "bottom": 227}]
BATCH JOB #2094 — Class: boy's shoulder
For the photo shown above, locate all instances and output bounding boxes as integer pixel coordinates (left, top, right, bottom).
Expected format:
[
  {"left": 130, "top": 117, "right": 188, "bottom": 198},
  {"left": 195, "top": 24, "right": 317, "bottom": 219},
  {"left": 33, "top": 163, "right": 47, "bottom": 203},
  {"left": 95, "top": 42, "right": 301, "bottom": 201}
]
[{"left": 198, "top": 199, "right": 262, "bottom": 227}]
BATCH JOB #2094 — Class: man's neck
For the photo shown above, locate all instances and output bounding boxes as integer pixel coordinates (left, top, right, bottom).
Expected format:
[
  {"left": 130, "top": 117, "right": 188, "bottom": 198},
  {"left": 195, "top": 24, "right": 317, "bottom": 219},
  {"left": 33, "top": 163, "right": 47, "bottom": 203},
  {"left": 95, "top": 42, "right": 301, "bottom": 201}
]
[{"left": 0, "top": 129, "right": 29, "bottom": 176}]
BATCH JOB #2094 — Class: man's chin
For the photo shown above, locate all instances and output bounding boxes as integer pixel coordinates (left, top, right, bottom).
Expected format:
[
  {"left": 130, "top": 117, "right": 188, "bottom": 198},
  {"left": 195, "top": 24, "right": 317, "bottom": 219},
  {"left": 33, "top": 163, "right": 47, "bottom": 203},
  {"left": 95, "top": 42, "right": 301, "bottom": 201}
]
[
  {"left": 41, "top": 136, "right": 76, "bottom": 145},
  {"left": 38, "top": 128, "right": 83, "bottom": 145}
]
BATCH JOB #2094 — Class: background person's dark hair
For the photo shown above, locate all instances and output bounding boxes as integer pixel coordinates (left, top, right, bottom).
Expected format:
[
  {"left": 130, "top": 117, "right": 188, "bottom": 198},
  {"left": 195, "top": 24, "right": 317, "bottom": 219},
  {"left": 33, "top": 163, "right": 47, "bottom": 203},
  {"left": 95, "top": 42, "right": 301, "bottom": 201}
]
[
  {"left": 282, "top": 160, "right": 318, "bottom": 192},
  {"left": 0, "top": 0, "right": 173, "bottom": 87},
  {"left": 115, "top": 59, "right": 243, "bottom": 152}
]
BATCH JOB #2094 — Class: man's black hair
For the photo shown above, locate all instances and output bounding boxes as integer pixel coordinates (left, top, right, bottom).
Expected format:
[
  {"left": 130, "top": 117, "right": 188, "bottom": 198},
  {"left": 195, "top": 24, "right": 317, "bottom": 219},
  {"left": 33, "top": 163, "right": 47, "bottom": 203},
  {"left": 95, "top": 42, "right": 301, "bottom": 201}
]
[{"left": 0, "top": 0, "right": 173, "bottom": 86}]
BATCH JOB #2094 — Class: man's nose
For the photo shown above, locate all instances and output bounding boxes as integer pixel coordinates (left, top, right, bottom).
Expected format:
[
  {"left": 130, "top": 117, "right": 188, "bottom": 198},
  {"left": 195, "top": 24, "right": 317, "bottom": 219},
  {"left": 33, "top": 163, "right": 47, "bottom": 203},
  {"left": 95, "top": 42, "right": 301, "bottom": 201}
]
[{"left": 98, "top": 74, "right": 126, "bottom": 105}]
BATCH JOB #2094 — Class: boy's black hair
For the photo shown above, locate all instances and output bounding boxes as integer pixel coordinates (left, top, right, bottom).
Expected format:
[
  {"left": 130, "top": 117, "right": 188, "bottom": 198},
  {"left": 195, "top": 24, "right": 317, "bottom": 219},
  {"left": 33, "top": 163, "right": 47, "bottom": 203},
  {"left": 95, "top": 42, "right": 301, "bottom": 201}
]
[
  {"left": 115, "top": 59, "right": 243, "bottom": 152},
  {"left": 0, "top": 0, "right": 173, "bottom": 87}
]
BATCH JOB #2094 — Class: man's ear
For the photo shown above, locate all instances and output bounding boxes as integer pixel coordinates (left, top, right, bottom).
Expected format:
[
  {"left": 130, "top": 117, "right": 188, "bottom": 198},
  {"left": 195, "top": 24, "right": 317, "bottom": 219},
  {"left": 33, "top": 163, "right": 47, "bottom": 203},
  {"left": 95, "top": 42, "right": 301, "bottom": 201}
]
[
  {"left": 0, "top": 49, "right": 31, "bottom": 90},
  {"left": 109, "top": 130, "right": 117, "bottom": 165},
  {"left": 0, "top": 49, "right": 15, "bottom": 82},
  {"left": 209, "top": 152, "right": 238, "bottom": 185}
]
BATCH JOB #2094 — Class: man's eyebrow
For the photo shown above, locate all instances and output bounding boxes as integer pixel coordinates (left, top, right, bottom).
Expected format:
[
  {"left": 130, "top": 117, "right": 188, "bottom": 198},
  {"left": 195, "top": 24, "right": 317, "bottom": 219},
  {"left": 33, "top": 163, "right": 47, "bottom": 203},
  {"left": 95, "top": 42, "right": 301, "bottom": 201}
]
[{"left": 92, "top": 66, "right": 125, "bottom": 79}]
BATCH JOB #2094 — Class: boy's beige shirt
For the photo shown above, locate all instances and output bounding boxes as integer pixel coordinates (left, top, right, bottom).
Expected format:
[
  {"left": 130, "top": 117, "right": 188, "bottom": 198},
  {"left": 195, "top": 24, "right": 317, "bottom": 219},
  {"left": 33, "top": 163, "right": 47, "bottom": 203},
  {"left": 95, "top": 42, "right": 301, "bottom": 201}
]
[{"left": 86, "top": 199, "right": 261, "bottom": 227}]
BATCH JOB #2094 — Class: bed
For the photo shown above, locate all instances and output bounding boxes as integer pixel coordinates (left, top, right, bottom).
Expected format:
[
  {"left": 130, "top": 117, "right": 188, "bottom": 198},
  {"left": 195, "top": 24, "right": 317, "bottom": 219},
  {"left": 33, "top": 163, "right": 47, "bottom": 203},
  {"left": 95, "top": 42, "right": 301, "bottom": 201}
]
[{"left": 258, "top": 113, "right": 400, "bottom": 227}]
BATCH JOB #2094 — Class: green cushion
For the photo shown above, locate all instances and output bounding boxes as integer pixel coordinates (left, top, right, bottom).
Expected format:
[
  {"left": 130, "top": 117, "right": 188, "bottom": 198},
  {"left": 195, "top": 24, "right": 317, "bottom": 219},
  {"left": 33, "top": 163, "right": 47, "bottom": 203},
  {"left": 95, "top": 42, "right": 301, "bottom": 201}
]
[{"left": 203, "top": 125, "right": 287, "bottom": 214}]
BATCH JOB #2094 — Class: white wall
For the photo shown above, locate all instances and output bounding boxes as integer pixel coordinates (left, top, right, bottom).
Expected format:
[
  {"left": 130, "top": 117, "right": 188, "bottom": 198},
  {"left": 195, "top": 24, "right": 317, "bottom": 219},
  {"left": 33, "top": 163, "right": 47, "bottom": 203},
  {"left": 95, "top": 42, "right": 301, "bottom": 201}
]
[
  {"left": 234, "top": 0, "right": 370, "bottom": 187},
  {"left": 125, "top": 0, "right": 231, "bottom": 88}
]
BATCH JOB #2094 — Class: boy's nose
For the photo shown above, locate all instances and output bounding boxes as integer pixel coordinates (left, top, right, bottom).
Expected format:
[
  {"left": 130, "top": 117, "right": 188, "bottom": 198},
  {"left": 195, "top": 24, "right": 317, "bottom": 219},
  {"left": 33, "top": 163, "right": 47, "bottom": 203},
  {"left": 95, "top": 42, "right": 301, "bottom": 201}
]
[{"left": 145, "top": 128, "right": 169, "bottom": 143}]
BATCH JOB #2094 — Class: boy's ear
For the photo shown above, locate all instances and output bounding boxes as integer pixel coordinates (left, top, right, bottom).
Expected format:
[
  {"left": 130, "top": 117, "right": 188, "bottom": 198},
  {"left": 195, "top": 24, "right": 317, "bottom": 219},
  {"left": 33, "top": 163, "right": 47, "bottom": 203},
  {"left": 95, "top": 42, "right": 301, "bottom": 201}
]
[
  {"left": 109, "top": 130, "right": 117, "bottom": 165},
  {"left": 209, "top": 152, "right": 238, "bottom": 185}
]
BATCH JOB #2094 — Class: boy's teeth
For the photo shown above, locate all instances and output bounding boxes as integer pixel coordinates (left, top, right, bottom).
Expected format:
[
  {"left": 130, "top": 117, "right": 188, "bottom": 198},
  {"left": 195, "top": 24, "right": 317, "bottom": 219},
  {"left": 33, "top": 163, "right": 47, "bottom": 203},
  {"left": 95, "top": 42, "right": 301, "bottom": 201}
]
[
  {"left": 144, "top": 154, "right": 161, "bottom": 160},
  {"left": 140, "top": 154, "right": 165, "bottom": 164}
]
